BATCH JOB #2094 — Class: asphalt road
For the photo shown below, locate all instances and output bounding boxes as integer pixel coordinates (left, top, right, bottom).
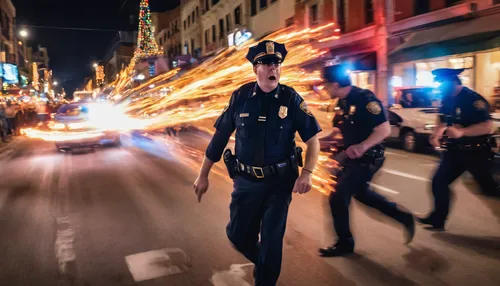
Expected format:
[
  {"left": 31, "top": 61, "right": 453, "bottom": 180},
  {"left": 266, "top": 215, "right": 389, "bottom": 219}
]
[{"left": 0, "top": 132, "right": 499, "bottom": 286}]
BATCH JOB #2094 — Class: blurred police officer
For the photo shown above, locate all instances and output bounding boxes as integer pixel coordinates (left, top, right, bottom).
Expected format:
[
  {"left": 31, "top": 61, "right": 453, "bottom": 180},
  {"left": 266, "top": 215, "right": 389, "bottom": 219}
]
[
  {"left": 193, "top": 40, "right": 321, "bottom": 285},
  {"left": 317, "top": 60, "right": 415, "bottom": 257},
  {"left": 418, "top": 68, "right": 499, "bottom": 231}
]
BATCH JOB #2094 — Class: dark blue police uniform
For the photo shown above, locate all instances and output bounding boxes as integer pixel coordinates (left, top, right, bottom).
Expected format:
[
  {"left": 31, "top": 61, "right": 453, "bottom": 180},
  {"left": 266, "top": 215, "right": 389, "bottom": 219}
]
[
  {"left": 419, "top": 68, "right": 499, "bottom": 230},
  {"left": 205, "top": 40, "right": 322, "bottom": 285},
  {"left": 321, "top": 87, "right": 414, "bottom": 255}
]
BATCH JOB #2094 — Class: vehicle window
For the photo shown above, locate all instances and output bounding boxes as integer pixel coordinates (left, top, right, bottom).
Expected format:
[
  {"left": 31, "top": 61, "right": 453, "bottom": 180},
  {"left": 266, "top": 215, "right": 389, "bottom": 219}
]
[{"left": 399, "top": 89, "right": 440, "bottom": 108}]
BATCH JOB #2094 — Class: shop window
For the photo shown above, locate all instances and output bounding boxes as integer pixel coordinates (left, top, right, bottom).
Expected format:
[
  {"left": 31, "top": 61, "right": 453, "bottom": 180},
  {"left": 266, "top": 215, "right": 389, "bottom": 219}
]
[{"left": 414, "top": 0, "right": 430, "bottom": 16}]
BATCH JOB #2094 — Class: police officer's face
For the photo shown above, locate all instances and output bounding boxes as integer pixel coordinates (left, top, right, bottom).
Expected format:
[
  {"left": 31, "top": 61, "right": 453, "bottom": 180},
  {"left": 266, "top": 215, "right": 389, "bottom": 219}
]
[
  {"left": 253, "top": 61, "right": 281, "bottom": 90},
  {"left": 322, "top": 82, "right": 341, "bottom": 98}
]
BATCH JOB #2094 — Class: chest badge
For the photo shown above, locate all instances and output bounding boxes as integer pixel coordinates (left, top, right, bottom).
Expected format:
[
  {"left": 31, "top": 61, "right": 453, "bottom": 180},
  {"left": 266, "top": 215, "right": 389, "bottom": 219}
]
[
  {"left": 278, "top": 106, "right": 288, "bottom": 119},
  {"left": 349, "top": 105, "right": 356, "bottom": 115}
]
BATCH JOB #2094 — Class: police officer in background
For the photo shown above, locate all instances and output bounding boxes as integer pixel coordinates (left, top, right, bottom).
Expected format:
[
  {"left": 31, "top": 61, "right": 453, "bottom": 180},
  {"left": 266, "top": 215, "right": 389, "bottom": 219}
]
[
  {"left": 193, "top": 40, "right": 321, "bottom": 285},
  {"left": 418, "top": 68, "right": 500, "bottom": 231},
  {"left": 317, "top": 61, "right": 415, "bottom": 257}
]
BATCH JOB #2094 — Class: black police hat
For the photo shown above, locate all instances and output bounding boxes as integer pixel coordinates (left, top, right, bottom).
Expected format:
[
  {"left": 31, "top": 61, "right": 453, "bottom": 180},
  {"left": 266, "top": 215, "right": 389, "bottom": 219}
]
[
  {"left": 432, "top": 68, "right": 465, "bottom": 82},
  {"left": 246, "top": 40, "right": 287, "bottom": 65},
  {"left": 322, "top": 59, "right": 351, "bottom": 85}
]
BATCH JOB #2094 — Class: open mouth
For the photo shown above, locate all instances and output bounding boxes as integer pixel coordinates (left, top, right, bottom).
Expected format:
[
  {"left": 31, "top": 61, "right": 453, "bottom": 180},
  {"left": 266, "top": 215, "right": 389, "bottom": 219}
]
[{"left": 268, "top": 75, "right": 276, "bottom": 81}]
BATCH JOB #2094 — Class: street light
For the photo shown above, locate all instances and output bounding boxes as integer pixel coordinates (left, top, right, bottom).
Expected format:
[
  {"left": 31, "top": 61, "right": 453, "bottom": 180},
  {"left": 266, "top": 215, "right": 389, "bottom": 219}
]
[
  {"left": 19, "top": 29, "right": 28, "bottom": 38},
  {"left": 93, "top": 63, "right": 98, "bottom": 68},
  {"left": 53, "top": 81, "right": 58, "bottom": 86}
]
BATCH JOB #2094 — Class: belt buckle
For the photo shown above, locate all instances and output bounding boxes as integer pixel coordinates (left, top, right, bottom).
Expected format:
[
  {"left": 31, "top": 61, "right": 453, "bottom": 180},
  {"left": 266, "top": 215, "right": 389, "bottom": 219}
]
[{"left": 252, "top": 166, "right": 264, "bottom": 178}]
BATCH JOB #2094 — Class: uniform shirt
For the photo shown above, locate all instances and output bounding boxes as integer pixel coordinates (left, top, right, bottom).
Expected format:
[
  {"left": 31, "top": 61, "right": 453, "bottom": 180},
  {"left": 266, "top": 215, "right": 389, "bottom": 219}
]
[
  {"left": 439, "top": 86, "right": 491, "bottom": 145},
  {"left": 206, "top": 82, "right": 322, "bottom": 166},
  {"left": 333, "top": 86, "right": 386, "bottom": 148}
]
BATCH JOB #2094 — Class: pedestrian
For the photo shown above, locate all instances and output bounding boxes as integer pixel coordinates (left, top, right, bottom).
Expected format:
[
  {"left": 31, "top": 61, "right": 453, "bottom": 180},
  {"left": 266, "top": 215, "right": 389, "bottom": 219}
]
[
  {"left": 418, "top": 68, "right": 499, "bottom": 231},
  {"left": 193, "top": 40, "right": 321, "bottom": 285},
  {"left": 316, "top": 60, "right": 415, "bottom": 257}
]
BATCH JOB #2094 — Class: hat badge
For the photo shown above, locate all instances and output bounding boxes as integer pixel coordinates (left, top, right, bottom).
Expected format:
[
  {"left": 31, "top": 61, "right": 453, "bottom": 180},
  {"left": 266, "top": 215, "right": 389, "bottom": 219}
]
[{"left": 266, "top": 42, "right": 275, "bottom": 54}]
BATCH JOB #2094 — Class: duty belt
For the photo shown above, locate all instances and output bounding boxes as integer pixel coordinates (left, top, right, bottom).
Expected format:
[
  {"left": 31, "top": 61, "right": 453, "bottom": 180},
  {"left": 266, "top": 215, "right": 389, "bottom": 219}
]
[{"left": 235, "top": 158, "right": 292, "bottom": 179}]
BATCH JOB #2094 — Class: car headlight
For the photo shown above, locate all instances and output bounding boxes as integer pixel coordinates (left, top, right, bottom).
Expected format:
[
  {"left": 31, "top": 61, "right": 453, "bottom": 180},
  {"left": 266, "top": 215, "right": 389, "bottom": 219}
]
[{"left": 424, "top": 124, "right": 436, "bottom": 130}]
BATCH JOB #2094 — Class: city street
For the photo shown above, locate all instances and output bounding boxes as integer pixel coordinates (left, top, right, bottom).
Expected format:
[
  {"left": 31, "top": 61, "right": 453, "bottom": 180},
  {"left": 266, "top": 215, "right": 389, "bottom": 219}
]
[{"left": 0, "top": 132, "right": 499, "bottom": 286}]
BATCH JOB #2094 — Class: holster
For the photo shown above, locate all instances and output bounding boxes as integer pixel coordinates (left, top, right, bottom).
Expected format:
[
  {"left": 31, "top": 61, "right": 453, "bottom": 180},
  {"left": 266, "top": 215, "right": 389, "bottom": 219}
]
[{"left": 223, "top": 149, "right": 237, "bottom": 179}]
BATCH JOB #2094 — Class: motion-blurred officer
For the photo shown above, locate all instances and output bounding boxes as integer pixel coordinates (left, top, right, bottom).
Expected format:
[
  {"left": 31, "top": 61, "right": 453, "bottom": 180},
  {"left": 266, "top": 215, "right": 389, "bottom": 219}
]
[
  {"left": 317, "top": 60, "right": 415, "bottom": 257},
  {"left": 418, "top": 68, "right": 499, "bottom": 231},
  {"left": 193, "top": 40, "right": 321, "bottom": 285}
]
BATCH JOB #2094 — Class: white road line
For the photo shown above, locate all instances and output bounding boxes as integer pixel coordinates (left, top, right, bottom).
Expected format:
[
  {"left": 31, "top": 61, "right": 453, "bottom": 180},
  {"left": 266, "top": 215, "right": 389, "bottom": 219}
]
[
  {"left": 385, "top": 151, "right": 409, "bottom": 158},
  {"left": 381, "top": 169, "right": 431, "bottom": 182},
  {"left": 369, "top": 183, "right": 399, "bottom": 194}
]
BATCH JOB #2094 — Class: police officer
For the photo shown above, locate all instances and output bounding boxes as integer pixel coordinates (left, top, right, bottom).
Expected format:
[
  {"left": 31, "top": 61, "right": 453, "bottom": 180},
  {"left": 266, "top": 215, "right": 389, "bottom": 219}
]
[
  {"left": 193, "top": 40, "right": 322, "bottom": 285},
  {"left": 317, "top": 61, "right": 415, "bottom": 257},
  {"left": 418, "top": 68, "right": 500, "bottom": 231}
]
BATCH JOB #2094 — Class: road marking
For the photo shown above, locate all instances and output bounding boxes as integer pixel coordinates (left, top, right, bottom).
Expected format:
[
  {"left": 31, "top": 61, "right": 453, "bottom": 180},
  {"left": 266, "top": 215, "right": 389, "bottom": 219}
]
[
  {"left": 210, "top": 263, "right": 254, "bottom": 286},
  {"left": 382, "top": 169, "right": 430, "bottom": 182},
  {"left": 125, "top": 248, "right": 192, "bottom": 282},
  {"left": 385, "top": 151, "right": 409, "bottom": 158},
  {"left": 369, "top": 183, "right": 399, "bottom": 194}
]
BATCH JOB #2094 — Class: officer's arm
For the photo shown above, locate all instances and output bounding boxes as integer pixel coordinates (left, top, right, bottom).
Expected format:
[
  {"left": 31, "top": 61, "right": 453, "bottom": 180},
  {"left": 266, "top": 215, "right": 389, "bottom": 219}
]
[
  {"left": 460, "top": 98, "right": 494, "bottom": 137},
  {"left": 360, "top": 121, "right": 391, "bottom": 151},
  {"left": 200, "top": 93, "right": 238, "bottom": 177},
  {"left": 303, "top": 135, "right": 320, "bottom": 174}
]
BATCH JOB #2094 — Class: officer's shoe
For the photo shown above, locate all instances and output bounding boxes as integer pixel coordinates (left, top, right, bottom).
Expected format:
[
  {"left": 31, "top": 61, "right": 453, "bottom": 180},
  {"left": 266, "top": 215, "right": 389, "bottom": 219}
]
[
  {"left": 318, "top": 243, "right": 354, "bottom": 257},
  {"left": 402, "top": 213, "right": 416, "bottom": 244},
  {"left": 417, "top": 216, "right": 445, "bottom": 231}
]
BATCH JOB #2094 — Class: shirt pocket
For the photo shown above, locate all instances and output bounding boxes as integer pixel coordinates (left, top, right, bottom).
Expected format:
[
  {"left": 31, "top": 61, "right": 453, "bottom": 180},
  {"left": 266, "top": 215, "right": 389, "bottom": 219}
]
[
  {"left": 235, "top": 115, "right": 257, "bottom": 139},
  {"left": 276, "top": 119, "right": 294, "bottom": 143}
]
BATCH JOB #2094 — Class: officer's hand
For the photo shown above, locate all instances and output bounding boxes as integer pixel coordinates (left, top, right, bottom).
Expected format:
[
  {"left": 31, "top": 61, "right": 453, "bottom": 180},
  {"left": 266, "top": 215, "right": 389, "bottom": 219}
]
[
  {"left": 445, "top": 126, "right": 464, "bottom": 139},
  {"left": 292, "top": 172, "right": 312, "bottom": 194},
  {"left": 193, "top": 175, "right": 209, "bottom": 203},
  {"left": 345, "top": 144, "right": 366, "bottom": 159}
]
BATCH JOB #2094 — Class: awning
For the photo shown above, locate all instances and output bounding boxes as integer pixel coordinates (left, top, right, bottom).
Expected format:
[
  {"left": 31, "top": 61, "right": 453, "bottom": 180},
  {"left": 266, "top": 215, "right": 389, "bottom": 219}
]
[{"left": 389, "top": 13, "right": 500, "bottom": 63}]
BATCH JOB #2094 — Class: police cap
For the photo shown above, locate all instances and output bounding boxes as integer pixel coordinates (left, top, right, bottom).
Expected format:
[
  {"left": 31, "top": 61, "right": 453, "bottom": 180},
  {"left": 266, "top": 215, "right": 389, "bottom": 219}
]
[
  {"left": 322, "top": 59, "right": 351, "bottom": 86},
  {"left": 246, "top": 40, "right": 287, "bottom": 65},
  {"left": 432, "top": 68, "right": 464, "bottom": 82}
]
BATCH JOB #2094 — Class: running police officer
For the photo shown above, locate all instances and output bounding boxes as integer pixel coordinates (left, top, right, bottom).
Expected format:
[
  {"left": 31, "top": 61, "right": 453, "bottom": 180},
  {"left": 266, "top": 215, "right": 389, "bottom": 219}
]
[
  {"left": 193, "top": 40, "right": 321, "bottom": 285},
  {"left": 317, "top": 60, "right": 415, "bottom": 257},
  {"left": 418, "top": 68, "right": 500, "bottom": 231}
]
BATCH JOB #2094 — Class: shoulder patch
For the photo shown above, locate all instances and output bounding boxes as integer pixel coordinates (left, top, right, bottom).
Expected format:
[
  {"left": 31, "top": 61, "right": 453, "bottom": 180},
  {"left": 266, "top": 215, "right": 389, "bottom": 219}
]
[
  {"left": 366, "top": 101, "right": 382, "bottom": 115},
  {"left": 300, "top": 101, "right": 314, "bottom": 117},
  {"left": 473, "top": 100, "right": 487, "bottom": 110}
]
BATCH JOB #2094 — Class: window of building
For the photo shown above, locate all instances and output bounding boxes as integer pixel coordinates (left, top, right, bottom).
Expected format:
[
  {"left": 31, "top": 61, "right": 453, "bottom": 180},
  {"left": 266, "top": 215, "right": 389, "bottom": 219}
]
[
  {"left": 188, "top": 16, "right": 191, "bottom": 27},
  {"left": 310, "top": 4, "right": 318, "bottom": 25},
  {"left": 337, "top": 0, "right": 346, "bottom": 32},
  {"left": 235, "top": 6, "right": 241, "bottom": 25},
  {"left": 192, "top": 11, "right": 195, "bottom": 23},
  {"left": 271, "top": 0, "right": 277, "bottom": 3},
  {"left": 196, "top": 7, "right": 199, "bottom": 18},
  {"left": 164, "top": 33, "right": 167, "bottom": 42},
  {"left": 251, "top": 0, "right": 257, "bottom": 16},
  {"left": 212, "top": 25, "right": 216, "bottom": 42},
  {"left": 415, "top": 0, "right": 430, "bottom": 15},
  {"left": 212, "top": 0, "right": 220, "bottom": 6},
  {"left": 495, "top": 0, "right": 500, "bottom": 5},
  {"left": 191, "top": 39, "right": 195, "bottom": 54},
  {"left": 219, "top": 19, "right": 224, "bottom": 40},
  {"left": 168, "top": 30, "right": 171, "bottom": 38},
  {"left": 285, "top": 17, "right": 294, "bottom": 27},
  {"left": 205, "top": 0, "right": 209, "bottom": 13},
  {"left": 446, "top": 0, "right": 461, "bottom": 6},
  {"left": 184, "top": 20, "right": 186, "bottom": 30},
  {"left": 205, "top": 29, "right": 209, "bottom": 45},
  {"left": 365, "top": 0, "right": 374, "bottom": 25},
  {"left": 226, "top": 14, "right": 231, "bottom": 32},
  {"left": 260, "top": 0, "right": 267, "bottom": 10}
]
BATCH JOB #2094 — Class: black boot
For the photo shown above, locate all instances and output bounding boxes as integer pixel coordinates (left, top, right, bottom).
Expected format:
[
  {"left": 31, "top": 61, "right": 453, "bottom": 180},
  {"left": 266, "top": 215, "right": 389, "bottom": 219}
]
[
  {"left": 402, "top": 213, "right": 416, "bottom": 244},
  {"left": 318, "top": 242, "right": 354, "bottom": 257},
  {"left": 417, "top": 215, "right": 445, "bottom": 231}
]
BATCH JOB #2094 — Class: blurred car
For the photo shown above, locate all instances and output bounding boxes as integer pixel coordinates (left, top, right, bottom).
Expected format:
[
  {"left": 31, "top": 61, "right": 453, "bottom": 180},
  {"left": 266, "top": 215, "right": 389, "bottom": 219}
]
[
  {"left": 52, "top": 102, "right": 120, "bottom": 152},
  {"left": 386, "top": 86, "right": 441, "bottom": 152}
]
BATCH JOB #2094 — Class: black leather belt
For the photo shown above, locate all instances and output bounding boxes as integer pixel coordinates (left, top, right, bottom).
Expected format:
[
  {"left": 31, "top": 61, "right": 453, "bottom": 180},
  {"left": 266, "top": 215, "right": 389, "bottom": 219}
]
[{"left": 235, "top": 159, "right": 291, "bottom": 179}]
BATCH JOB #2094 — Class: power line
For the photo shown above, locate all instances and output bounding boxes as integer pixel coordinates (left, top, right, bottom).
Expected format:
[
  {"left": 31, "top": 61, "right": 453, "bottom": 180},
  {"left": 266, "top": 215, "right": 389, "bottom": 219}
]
[
  {"left": 117, "top": 0, "right": 130, "bottom": 15},
  {"left": 23, "top": 25, "right": 119, "bottom": 32}
]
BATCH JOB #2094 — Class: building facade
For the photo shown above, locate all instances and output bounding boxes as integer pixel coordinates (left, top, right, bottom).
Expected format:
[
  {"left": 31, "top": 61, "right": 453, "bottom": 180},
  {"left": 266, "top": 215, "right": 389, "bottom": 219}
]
[
  {"left": 181, "top": 0, "right": 202, "bottom": 57},
  {"left": 388, "top": 0, "right": 500, "bottom": 103},
  {"left": 247, "top": 0, "right": 296, "bottom": 40},
  {"left": 153, "top": 6, "right": 182, "bottom": 61},
  {"left": 200, "top": 0, "right": 247, "bottom": 56},
  {"left": 103, "top": 31, "right": 137, "bottom": 84}
]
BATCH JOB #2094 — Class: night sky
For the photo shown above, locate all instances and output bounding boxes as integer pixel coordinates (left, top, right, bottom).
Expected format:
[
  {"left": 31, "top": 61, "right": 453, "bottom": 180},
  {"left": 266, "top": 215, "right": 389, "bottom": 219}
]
[{"left": 13, "top": 0, "right": 180, "bottom": 95}]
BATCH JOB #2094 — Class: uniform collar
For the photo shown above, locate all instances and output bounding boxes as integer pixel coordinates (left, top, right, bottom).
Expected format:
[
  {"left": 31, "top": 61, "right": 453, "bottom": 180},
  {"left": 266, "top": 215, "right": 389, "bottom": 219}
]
[{"left": 250, "top": 82, "right": 280, "bottom": 99}]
